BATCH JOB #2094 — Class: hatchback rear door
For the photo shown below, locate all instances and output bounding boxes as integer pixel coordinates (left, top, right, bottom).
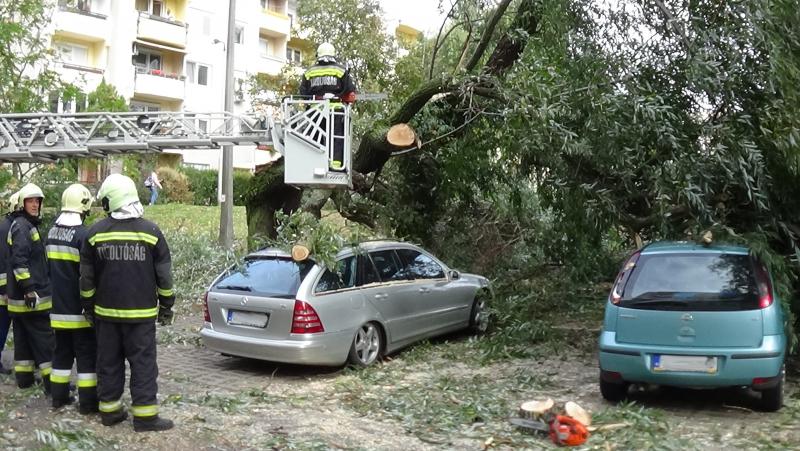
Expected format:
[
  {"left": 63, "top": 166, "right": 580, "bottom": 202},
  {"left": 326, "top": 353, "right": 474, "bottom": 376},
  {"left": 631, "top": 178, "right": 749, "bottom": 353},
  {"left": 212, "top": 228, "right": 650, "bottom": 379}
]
[
  {"left": 207, "top": 257, "right": 314, "bottom": 340},
  {"left": 615, "top": 252, "right": 764, "bottom": 348}
]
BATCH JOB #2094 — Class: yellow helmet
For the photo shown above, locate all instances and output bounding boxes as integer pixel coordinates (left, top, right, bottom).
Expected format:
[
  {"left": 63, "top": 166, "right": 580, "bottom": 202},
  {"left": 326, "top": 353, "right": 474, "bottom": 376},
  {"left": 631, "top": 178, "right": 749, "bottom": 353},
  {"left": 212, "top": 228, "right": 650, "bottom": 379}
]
[
  {"left": 317, "top": 42, "right": 336, "bottom": 59},
  {"left": 97, "top": 174, "right": 139, "bottom": 212},
  {"left": 61, "top": 183, "right": 94, "bottom": 214},
  {"left": 15, "top": 183, "right": 44, "bottom": 210}
]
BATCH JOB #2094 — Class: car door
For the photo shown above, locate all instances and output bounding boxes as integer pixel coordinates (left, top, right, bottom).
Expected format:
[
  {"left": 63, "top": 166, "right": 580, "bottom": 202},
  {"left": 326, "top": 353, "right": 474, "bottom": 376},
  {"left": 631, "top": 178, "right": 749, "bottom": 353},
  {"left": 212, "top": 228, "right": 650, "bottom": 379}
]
[
  {"left": 395, "top": 247, "right": 462, "bottom": 334},
  {"left": 360, "top": 249, "right": 422, "bottom": 343}
]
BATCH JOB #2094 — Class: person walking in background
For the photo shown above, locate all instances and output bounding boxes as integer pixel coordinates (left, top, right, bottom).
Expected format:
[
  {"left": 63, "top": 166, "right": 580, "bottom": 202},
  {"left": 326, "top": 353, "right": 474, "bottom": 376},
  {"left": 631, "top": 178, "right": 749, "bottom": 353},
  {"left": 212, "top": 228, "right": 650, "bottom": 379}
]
[
  {"left": 47, "top": 184, "right": 98, "bottom": 413},
  {"left": 144, "top": 170, "right": 162, "bottom": 206},
  {"left": 0, "top": 191, "right": 19, "bottom": 375}
]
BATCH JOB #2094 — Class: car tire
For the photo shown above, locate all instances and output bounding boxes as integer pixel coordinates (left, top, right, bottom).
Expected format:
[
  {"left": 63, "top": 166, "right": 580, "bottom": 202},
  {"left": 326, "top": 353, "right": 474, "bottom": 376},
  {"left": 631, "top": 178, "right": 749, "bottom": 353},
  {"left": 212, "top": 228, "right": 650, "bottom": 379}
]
[
  {"left": 347, "top": 322, "right": 383, "bottom": 367},
  {"left": 759, "top": 366, "right": 784, "bottom": 412},
  {"left": 468, "top": 291, "right": 490, "bottom": 334},
  {"left": 600, "top": 377, "right": 629, "bottom": 403}
]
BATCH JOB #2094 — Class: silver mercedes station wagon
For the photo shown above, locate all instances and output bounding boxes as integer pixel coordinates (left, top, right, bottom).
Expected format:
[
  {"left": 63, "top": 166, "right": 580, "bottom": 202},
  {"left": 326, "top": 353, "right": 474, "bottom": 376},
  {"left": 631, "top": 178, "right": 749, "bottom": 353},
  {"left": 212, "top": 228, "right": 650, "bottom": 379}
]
[{"left": 200, "top": 240, "right": 491, "bottom": 366}]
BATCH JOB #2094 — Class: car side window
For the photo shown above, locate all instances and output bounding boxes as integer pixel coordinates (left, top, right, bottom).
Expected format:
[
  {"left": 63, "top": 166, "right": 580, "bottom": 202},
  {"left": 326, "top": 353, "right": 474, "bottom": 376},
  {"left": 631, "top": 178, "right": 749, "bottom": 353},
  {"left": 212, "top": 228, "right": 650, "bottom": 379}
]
[
  {"left": 315, "top": 256, "right": 357, "bottom": 293},
  {"left": 360, "top": 255, "right": 381, "bottom": 285},
  {"left": 395, "top": 248, "right": 445, "bottom": 279},
  {"left": 368, "top": 250, "right": 406, "bottom": 282}
]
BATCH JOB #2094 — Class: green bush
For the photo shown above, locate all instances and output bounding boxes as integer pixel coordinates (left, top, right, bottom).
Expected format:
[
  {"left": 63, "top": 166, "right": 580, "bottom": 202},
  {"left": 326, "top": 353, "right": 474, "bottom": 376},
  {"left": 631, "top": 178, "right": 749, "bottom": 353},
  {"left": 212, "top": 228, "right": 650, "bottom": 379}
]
[
  {"left": 155, "top": 167, "right": 193, "bottom": 204},
  {"left": 179, "top": 167, "right": 252, "bottom": 207}
]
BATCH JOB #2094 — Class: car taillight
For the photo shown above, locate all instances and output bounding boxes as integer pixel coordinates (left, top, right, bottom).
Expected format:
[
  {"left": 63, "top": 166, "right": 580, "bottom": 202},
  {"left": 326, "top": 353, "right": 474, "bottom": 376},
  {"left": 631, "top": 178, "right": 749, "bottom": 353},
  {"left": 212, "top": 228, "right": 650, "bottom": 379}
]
[
  {"left": 291, "top": 300, "right": 324, "bottom": 334},
  {"left": 609, "top": 251, "right": 641, "bottom": 305},
  {"left": 755, "top": 263, "right": 773, "bottom": 309},
  {"left": 202, "top": 291, "right": 211, "bottom": 322}
]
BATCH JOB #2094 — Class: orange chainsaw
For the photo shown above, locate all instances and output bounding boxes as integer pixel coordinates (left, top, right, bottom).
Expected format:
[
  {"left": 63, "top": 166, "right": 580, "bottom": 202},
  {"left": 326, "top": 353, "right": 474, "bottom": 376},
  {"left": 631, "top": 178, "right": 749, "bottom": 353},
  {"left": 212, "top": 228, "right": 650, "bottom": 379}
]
[{"left": 510, "top": 414, "right": 589, "bottom": 446}]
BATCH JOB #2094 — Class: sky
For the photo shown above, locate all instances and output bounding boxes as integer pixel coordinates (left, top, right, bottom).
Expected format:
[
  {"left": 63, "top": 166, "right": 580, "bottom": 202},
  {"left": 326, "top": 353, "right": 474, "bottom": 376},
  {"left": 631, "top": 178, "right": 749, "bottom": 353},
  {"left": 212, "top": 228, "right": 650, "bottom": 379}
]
[{"left": 380, "top": 0, "right": 449, "bottom": 35}]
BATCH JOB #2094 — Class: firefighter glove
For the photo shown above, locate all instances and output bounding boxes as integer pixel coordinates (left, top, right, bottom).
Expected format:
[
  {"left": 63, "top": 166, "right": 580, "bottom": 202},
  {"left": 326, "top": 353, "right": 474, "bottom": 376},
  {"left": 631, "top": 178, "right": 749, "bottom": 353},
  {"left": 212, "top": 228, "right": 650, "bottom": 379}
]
[
  {"left": 157, "top": 306, "right": 174, "bottom": 326},
  {"left": 24, "top": 291, "right": 38, "bottom": 309}
]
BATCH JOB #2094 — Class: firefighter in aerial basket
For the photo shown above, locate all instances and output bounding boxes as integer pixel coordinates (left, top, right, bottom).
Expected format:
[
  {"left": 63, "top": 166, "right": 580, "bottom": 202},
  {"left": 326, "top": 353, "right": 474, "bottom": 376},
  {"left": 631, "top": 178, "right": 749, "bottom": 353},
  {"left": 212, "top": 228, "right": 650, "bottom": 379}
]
[
  {"left": 6, "top": 183, "right": 54, "bottom": 392},
  {"left": 47, "top": 183, "right": 98, "bottom": 412},
  {"left": 80, "top": 174, "right": 175, "bottom": 431},
  {"left": 299, "top": 42, "right": 357, "bottom": 172}
]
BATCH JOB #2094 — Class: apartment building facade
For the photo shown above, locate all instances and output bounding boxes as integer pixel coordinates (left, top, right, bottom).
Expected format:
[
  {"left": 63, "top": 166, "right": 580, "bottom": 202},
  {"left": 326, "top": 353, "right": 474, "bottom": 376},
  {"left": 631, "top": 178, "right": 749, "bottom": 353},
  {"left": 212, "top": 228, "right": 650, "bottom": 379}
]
[{"left": 49, "top": 0, "right": 307, "bottom": 172}]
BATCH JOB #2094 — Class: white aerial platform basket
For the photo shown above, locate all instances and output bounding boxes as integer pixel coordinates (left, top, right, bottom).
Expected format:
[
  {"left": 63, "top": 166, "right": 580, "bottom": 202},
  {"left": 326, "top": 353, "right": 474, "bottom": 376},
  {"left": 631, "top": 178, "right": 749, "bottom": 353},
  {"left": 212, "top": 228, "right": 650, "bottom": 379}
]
[{"left": 276, "top": 97, "right": 352, "bottom": 188}]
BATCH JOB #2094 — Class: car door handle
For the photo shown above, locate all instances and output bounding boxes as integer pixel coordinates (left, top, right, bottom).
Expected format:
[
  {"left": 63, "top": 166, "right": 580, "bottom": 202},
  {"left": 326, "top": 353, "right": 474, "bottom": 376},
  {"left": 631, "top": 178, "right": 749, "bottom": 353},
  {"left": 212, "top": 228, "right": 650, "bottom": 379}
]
[
  {"left": 374, "top": 293, "right": 388, "bottom": 300},
  {"left": 418, "top": 287, "right": 430, "bottom": 294}
]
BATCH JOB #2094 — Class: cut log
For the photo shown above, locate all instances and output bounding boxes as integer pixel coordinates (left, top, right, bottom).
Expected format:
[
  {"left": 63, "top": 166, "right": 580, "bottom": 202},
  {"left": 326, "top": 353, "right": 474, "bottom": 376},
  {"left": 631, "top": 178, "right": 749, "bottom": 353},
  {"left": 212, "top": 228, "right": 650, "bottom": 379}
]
[
  {"left": 291, "top": 245, "right": 310, "bottom": 262},
  {"left": 519, "top": 398, "right": 554, "bottom": 420},
  {"left": 565, "top": 401, "right": 591, "bottom": 426},
  {"left": 386, "top": 123, "right": 417, "bottom": 147}
]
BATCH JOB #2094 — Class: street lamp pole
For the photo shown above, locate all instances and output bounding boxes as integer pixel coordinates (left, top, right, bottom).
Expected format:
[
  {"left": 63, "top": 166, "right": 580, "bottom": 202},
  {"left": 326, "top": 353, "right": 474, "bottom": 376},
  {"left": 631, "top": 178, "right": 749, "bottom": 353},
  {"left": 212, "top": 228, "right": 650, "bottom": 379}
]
[{"left": 219, "top": 0, "right": 236, "bottom": 248}]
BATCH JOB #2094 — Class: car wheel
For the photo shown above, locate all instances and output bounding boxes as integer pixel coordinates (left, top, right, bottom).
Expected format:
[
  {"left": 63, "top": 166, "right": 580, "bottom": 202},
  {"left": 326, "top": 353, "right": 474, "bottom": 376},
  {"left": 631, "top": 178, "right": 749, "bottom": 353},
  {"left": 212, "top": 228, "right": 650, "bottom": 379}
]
[
  {"left": 600, "top": 377, "right": 629, "bottom": 403},
  {"left": 469, "top": 292, "right": 490, "bottom": 334},
  {"left": 347, "top": 322, "right": 382, "bottom": 367},
  {"left": 760, "top": 366, "right": 784, "bottom": 412}
]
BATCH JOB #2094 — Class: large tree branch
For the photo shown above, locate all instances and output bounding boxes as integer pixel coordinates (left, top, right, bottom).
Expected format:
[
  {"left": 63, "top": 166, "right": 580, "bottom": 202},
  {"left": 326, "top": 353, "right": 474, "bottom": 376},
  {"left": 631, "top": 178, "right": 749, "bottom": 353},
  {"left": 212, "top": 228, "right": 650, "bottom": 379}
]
[{"left": 464, "top": 0, "right": 513, "bottom": 72}]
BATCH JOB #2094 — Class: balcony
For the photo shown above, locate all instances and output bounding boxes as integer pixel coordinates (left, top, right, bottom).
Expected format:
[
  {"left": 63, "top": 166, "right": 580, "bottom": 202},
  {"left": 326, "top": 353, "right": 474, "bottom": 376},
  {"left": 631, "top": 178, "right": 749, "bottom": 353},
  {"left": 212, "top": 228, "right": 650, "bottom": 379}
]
[
  {"left": 133, "top": 67, "right": 186, "bottom": 101},
  {"left": 56, "top": 62, "right": 105, "bottom": 88},
  {"left": 255, "top": 55, "right": 285, "bottom": 76},
  {"left": 259, "top": 10, "right": 290, "bottom": 36},
  {"left": 54, "top": 5, "right": 109, "bottom": 41},
  {"left": 137, "top": 12, "right": 187, "bottom": 48}
]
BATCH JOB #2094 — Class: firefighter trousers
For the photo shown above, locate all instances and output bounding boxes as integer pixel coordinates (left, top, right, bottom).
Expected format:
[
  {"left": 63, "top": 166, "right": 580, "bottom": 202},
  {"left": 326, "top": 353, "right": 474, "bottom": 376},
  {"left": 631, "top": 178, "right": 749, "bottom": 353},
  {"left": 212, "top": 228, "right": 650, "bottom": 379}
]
[
  {"left": 12, "top": 313, "right": 54, "bottom": 390},
  {"left": 96, "top": 320, "right": 160, "bottom": 419},
  {"left": 51, "top": 328, "right": 97, "bottom": 409}
]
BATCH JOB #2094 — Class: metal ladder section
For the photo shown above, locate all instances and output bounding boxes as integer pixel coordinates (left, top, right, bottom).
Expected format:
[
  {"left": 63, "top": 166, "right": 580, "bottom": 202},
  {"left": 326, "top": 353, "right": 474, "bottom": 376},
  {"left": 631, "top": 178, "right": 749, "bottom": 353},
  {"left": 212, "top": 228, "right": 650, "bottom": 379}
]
[{"left": 0, "top": 111, "right": 272, "bottom": 162}]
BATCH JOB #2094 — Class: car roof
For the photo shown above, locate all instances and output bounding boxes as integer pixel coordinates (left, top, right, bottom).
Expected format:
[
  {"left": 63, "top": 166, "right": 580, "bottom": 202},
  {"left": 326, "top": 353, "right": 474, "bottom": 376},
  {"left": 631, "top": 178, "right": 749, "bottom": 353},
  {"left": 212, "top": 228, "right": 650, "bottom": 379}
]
[
  {"left": 245, "top": 240, "right": 418, "bottom": 260},
  {"left": 641, "top": 241, "right": 750, "bottom": 255}
]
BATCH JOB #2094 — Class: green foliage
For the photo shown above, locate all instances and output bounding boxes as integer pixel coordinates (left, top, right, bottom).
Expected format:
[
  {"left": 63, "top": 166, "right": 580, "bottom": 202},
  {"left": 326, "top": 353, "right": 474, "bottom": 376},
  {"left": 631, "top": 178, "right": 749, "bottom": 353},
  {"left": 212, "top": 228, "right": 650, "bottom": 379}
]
[
  {"left": 179, "top": 167, "right": 251, "bottom": 206},
  {"left": 155, "top": 166, "right": 193, "bottom": 204},
  {"left": 35, "top": 419, "right": 118, "bottom": 450},
  {"left": 86, "top": 79, "right": 128, "bottom": 112},
  {"left": 267, "top": 210, "right": 347, "bottom": 269},
  {"left": 29, "top": 160, "right": 78, "bottom": 209}
]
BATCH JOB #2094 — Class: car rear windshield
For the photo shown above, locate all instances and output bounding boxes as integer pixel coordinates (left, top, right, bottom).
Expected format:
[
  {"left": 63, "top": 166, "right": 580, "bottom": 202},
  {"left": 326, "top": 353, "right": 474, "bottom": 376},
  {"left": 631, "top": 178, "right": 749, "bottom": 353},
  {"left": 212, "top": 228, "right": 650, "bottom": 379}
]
[
  {"left": 620, "top": 253, "right": 760, "bottom": 311},
  {"left": 214, "top": 257, "right": 314, "bottom": 298}
]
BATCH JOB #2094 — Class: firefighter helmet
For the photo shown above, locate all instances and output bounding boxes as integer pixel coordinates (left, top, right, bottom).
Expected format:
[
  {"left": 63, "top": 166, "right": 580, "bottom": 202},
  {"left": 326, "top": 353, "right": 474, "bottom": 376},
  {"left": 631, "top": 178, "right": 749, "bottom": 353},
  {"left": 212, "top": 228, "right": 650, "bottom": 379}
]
[
  {"left": 15, "top": 183, "right": 44, "bottom": 210},
  {"left": 317, "top": 42, "right": 336, "bottom": 59},
  {"left": 97, "top": 174, "right": 139, "bottom": 212},
  {"left": 61, "top": 183, "right": 94, "bottom": 214},
  {"left": 5, "top": 191, "right": 19, "bottom": 213}
]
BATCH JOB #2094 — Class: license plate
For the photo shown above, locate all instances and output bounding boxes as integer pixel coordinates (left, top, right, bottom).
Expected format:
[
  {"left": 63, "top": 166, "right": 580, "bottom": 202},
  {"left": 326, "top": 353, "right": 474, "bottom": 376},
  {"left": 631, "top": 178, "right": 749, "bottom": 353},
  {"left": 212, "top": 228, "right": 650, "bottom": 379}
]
[
  {"left": 652, "top": 354, "right": 717, "bottom": 373},
  {"left": 227, "top": 310, "right": 269, "bottom": 328}
]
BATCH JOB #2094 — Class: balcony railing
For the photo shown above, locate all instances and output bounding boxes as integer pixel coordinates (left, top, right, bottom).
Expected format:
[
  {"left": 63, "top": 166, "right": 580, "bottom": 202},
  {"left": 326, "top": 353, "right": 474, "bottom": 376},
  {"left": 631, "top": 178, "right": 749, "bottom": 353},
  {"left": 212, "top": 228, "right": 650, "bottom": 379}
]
[
  {"left": 137, "top": 12, "right": 188, "bottom": 48},
  {"left": 133, "top": 67, "right": 186, "bottom": 100}
]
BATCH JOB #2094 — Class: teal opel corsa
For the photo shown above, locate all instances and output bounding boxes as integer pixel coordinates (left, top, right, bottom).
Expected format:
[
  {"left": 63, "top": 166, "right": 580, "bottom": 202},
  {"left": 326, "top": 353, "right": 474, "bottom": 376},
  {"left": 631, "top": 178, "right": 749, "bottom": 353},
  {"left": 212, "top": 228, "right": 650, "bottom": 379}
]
[{"left": 598, "top": 241, "right": 787, "bottom": 411}]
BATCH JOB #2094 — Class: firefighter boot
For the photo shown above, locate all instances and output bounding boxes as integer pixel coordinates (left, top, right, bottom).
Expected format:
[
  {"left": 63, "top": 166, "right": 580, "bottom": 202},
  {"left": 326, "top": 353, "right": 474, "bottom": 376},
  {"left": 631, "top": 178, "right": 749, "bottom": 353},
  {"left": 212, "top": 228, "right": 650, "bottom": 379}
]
[
  {"left": 100, "top": 409, "right": 128, "bottom": 426},
  {"left": 52, "top": 395, "right": 74, "bottom": 409},
  {"left": 133, "top": 416, "right": 174, "bottom": 432}
]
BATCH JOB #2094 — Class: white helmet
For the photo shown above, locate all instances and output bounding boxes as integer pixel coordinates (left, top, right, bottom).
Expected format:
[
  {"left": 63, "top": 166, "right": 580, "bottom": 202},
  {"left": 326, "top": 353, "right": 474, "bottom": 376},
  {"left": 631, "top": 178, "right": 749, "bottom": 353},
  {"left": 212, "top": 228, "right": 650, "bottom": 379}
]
[
  {"left": 317, "top": 42, "right": 336, "bottom": 59},
  {"left": 61, "top": 183, "right": 94, "bottom": 214},
  {"left": 16, "top": 183, "right": 44, "bottom": 211}
]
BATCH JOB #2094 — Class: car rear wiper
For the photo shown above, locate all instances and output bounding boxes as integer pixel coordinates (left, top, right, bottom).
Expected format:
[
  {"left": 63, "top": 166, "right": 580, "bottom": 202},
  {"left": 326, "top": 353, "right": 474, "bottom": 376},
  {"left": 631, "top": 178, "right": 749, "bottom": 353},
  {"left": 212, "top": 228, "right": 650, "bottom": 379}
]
[{"left": 215, "top": 285, "right": 253, "bottom": 291}]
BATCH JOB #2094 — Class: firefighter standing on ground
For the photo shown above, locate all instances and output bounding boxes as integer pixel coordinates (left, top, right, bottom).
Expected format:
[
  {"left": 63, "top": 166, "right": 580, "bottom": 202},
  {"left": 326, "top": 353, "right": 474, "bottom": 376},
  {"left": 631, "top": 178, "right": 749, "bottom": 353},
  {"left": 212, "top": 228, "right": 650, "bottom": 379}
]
[
  {"left": 47, "top": 184, "right": 98, "bottom": 412},
  {"left": 0, "top": 191, "right": 20, "bottom": 375},
  {"left": 80, "top": 174, "right": 175, "bottom": 431},
  {"left": 299, "top": 42, "right": 356, "bottom": 171},
  {"left": 6, "top": 184, "right": 54, "bottom": 391}
]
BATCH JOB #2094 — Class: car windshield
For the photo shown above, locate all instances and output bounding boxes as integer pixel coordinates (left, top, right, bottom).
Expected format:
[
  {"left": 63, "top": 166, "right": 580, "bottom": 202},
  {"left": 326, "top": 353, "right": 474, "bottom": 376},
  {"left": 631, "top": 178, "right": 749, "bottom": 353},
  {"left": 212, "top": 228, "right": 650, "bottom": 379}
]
[
  {"left": 620, "top": 253, "right": 760, "bottom": 311},
  {"left": 214, "top": 257, "right": 314, "bottom": 298}
]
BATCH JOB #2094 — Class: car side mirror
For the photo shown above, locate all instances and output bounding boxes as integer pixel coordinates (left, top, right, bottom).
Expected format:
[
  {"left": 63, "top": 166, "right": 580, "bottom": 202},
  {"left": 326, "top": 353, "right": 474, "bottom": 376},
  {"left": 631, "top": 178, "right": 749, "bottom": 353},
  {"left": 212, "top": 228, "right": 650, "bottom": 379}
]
[{"left": 449, "top": 270, "right": 460, "bottom": 280}]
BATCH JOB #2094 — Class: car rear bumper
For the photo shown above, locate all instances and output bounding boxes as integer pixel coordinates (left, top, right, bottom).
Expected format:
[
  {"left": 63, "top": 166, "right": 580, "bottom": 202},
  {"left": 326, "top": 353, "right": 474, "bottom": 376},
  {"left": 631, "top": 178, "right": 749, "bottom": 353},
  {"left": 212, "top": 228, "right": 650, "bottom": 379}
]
[
  {"left": 200, "top": 325, "right": 353, "bottom": 366},
  {"left": 598, "top": 331, "right": 785, "bottom": 388}
]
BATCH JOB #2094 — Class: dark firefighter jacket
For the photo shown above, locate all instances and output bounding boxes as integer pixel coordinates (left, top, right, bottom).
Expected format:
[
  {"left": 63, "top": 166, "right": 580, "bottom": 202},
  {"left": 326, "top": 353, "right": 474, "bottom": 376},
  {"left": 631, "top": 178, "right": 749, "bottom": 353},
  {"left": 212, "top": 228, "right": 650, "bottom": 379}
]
[
  {"left": 80, "top": 217, "right": 175, "bottom": 322},
  {"left": 7, "top": 213, "right": 52, "bottom": 315},
  {"left": 299, "top": 60, "right": 356, "bottom": 98},
  {"left": 0, "top": 214, "right": 13, "bottom": 306},
  {"left": 47, "top": 223, "right": 90, "bottom": 329}
]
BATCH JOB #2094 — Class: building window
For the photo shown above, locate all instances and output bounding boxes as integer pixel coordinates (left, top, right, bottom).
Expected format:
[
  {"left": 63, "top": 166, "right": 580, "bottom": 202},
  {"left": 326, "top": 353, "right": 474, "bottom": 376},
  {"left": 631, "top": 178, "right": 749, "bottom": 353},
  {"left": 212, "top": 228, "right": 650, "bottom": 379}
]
[
  {"left": 59, "top": 0, "right": 92, "bottom": 12},
  {"left": 286, "top": 47, "right": 301, "bottom": 64},
  {"left": 130, "top": 101, "right": 160, "bottom": 112},
  {"left": 56, "top": 42, "right": 89, "bottom": 65},
  {"left": 186, "top": 61, "right": 210, "bottom": 86},
  {"left": 48, "top": 91, "right": 88, "bottom": 114},
  {"left": 234, "top": 25, "right": 245, "bottom": 44},
  {"left": 262, "top": 0, "right": 284, "bottom": 13},
  {"left": 133, "top": 49, "right": 161, "bottom": 71},
  {"left": 259, "top": 38, "right": 270, "bottom": 57},
  {"left": 197, "top": 120, "right": 208, "bottom": 133},
  {"left": 136, "top": 0, "right": 164, "bottom": 16}
]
